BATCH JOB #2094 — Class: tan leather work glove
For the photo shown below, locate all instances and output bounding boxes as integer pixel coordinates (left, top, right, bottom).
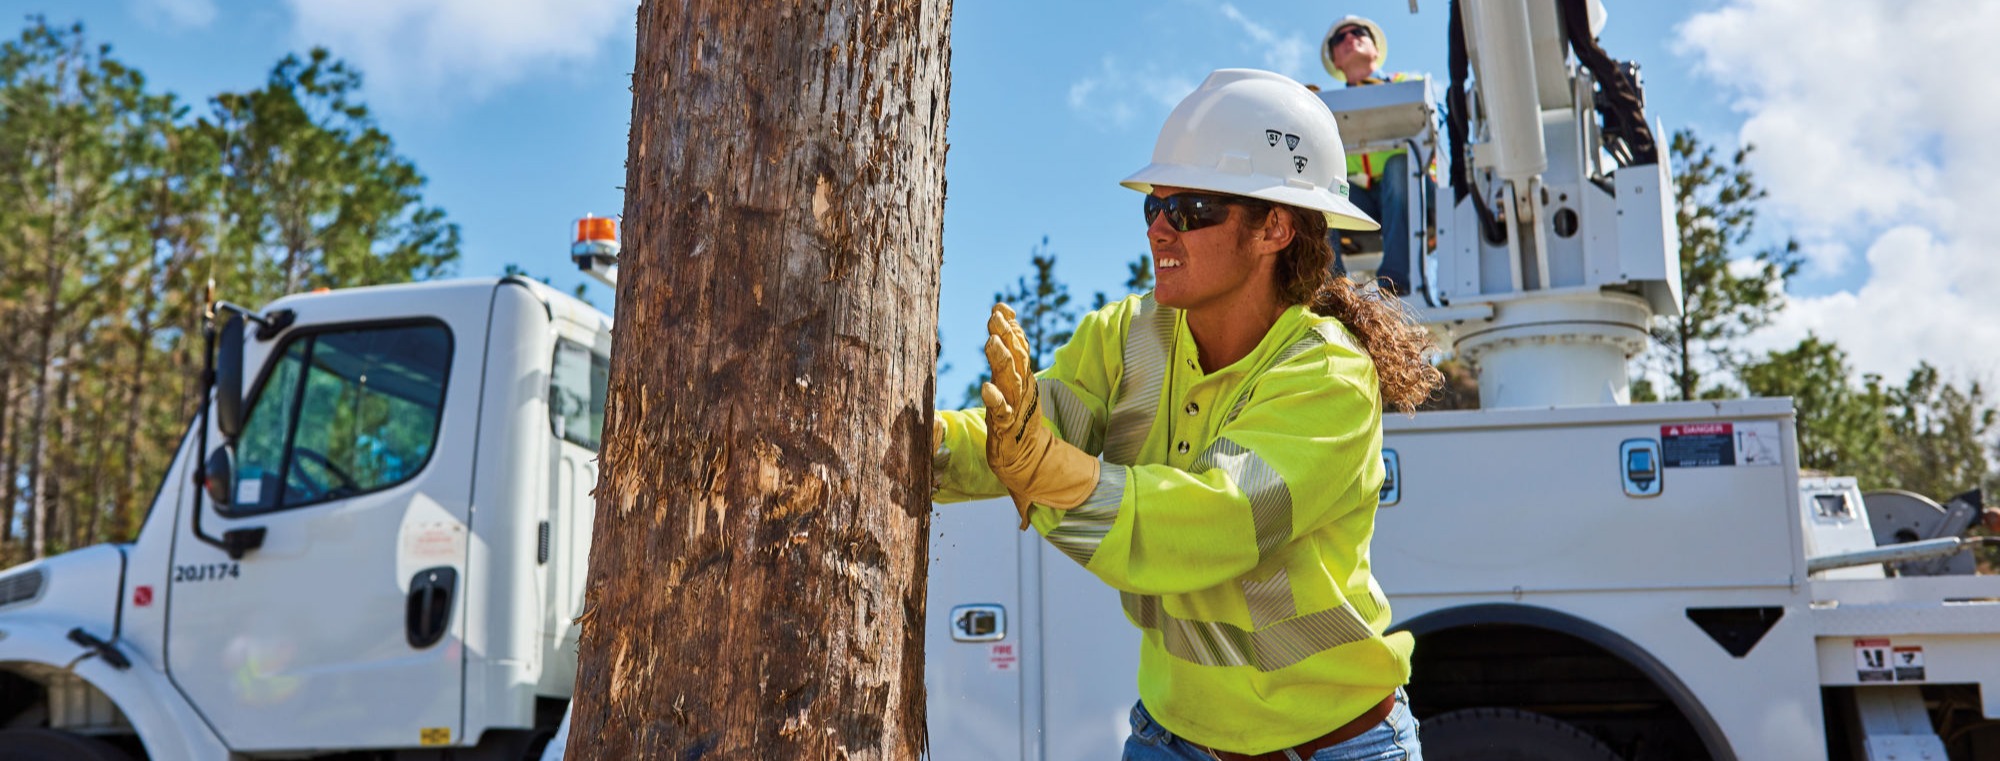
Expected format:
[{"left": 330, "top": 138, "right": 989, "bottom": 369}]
[{"left": 981, "top": 303, "right": 1100, "bottom": 529}]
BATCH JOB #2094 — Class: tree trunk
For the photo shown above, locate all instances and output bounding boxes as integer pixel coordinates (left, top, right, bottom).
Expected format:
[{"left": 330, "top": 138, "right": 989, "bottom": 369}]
[
  {"left": 0, "top": 364, "right": 16, "bottom": 547},
  {"left": 51, "top": 342, "right": 77, "bottom": 552},
  {"left": 27, "top": 244, "right": 62, "bottom": 560},
  {"left": 568, "top": 1, "right": 950, "bottom": 757}
]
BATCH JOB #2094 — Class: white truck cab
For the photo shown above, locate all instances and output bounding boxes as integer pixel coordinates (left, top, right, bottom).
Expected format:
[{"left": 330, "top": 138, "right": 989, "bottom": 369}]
[{"left": 0, "top": 277, "right": 609, "bottom": 759}]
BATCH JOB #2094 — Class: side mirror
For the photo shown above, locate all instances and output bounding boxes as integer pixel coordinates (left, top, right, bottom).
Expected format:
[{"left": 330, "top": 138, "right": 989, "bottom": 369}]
[
  {"left": 202, "top": 447, "right": 235, "bottom": 508},
  {"left": 215, "top": 313, "right": 245, "bottom": 441}
]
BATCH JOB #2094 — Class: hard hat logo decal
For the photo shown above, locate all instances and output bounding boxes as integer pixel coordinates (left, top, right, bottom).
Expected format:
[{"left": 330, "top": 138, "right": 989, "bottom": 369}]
[
  {"left": 1285, "top": 134, "right": 1301, "bottom": 151},
  {"left": 1265, "top": 129, "right": 1282, "bottom": 147},
  {"left": 1293, "top": 156, "right": 1309, "bottom": 173}
]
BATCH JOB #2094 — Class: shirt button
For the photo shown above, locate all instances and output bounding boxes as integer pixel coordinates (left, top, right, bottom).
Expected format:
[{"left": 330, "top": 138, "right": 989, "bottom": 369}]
[
  {"left": 1177, "top": 441, "right": 1190, "bottom": 454},
  {"left": 1184, "top": 402, "right": 1199, "bottom": 415},
  {"left": 1185, "top": 359, "right": 1197, "bottom": 369}
]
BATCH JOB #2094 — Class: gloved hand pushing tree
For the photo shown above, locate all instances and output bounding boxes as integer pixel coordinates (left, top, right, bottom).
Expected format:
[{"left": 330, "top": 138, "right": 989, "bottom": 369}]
[{"left": 980, "top": 303, "right": 1100, "bottom": 529}]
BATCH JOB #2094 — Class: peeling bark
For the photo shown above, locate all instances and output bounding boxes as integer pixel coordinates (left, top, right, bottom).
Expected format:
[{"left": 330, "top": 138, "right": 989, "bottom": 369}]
[{"left": 569, "top": 1, "right": 950, "bottom": 758}]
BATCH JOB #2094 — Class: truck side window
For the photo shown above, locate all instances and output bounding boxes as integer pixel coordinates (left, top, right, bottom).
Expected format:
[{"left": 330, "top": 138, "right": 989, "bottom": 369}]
[
  {"left": 230, "top": 323, "right": 453, "bottom": 513},
  {"left": 549, "top": 339, "right": 609, "bottom": 451}
]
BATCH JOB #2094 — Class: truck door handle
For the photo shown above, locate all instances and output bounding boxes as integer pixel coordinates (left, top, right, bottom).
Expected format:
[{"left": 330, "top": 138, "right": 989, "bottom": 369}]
[{"left": 405, "top": 567, "right": 457, "bottom": 649}]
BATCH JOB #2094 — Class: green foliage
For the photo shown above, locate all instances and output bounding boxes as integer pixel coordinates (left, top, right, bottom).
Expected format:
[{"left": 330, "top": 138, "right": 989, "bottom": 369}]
[
  {"left": 205, "top": 48, "right": 458, "bottom": 300},
  {"left": 1742, "top": 336, "right": 1996, "bottom": 500},
  {"left": 1879, "top": 364, "right": 1997, "bottom": 501},
  {"left": 1740, "top": 335, "right": 1889, "bottom": 476},
  {"left": 1649, "top": 129, "right": 1802, "bottom": 400},
  {"left": 0, "top": 18, "right": 458, "bottom": 561}
]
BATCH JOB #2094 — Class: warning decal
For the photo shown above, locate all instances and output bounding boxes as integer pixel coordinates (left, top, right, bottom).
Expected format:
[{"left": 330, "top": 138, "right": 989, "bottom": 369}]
[
  {"left": 1854, "top": 639, "right": 1926, "bottom": 682},
  {"left": 1661, "top": 421, "right": 1782, "bottom": 468},
  {"left": 989, "top": 643, "right": 1019, "bottom": 672},
  {"left": 1732, "top": 421, "right": 1782, "bottom": 467},
  {"left": 1855, "top": 638, "right": 1891, "bottom": 682},
  {"left": 1662, "top": 423, "right": 1734, "bottom": 468},
  {"left": 1894, "top": 646, "right": 1926, "bottom": 681}
]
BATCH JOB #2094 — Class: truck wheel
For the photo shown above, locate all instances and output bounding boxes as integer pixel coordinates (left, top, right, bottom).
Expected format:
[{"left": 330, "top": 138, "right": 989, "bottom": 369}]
[
  {"left": 0, "top": 729, "right": 133, "bottom": 761},
  {"left": 1421, "top": 707, "right": 1623, "bottom": 761}
]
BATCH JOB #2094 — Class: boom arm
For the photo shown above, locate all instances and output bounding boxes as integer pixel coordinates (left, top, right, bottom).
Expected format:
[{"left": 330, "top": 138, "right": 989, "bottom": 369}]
[{"left": 1429, "top": 0, "right": 1679, "bottom": 409}]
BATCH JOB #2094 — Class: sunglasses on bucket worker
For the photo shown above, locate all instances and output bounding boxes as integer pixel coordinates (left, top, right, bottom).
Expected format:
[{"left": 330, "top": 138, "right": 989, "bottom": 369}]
[
  {"left": 1328, "top": 26, "right": 1376, "bottom": 47},
  {"left": 1330, "top": 26, "right": 1372, "bottom": 47},
  {"left": 1143, "top": 192, "right": 1268, "bottom": 233}
]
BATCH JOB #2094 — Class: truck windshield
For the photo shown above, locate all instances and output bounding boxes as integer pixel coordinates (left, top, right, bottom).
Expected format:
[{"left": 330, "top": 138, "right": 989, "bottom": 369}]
[{"left": 550, "top": 339, "right": 608, "bottom": 451}]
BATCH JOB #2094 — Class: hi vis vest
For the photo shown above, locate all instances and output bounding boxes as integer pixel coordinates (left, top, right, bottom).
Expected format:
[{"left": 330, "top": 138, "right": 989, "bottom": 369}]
[
  {"left": 1343, "top": 72, "right": 1438, "bottom": 186},
  {"left": 935, "top": 295, "right": 1411, "bottom": 755}
]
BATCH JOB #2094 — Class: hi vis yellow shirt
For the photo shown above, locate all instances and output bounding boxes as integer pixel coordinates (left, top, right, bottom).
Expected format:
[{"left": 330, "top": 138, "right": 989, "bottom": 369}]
[{"left": 935, "top": 294, "right": 1411, "bottom": 755}]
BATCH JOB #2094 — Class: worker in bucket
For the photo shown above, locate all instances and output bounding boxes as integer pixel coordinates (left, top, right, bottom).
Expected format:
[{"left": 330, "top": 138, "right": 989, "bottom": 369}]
[
  {"left": 934, "top": 69, "right": 1441, "bottom": 760},
  {"left": 1323, "top": 15, "right": 1434, "bottom": 296}
]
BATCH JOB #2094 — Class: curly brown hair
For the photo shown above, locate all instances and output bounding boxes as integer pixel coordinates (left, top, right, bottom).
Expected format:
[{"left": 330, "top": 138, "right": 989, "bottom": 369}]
[{"left": 1250, "top": 203, "right": 1444, "bottom": 413}]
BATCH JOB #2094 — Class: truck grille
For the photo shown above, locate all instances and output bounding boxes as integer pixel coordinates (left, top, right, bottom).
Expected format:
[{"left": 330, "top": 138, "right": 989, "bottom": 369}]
[{"left": 0, "top": 570, "right": 45, "bottom": 608}]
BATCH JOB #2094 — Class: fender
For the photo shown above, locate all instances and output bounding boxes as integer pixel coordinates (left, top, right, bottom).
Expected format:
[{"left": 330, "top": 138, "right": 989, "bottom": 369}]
[
  {"left": 0, "top": 619, "right": 228, "bottom": 760},
  {"left": 1395, "top": 602, "right": 1736, "bottom": 761}
]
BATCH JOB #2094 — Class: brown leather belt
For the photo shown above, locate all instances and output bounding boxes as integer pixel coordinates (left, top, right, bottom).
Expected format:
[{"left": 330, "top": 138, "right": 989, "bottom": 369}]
[{"left": 1195, "top": 692, "right": 1397, "bottom": 761}]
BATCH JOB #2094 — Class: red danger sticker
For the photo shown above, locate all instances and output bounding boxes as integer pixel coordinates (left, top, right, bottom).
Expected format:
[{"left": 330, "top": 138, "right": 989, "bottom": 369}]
[
  {"left": 1661, "top": 423, "right": 1735, "bottom": 467},
  {"left": 1658, "top": 421, "right": 1782, "bottom": 468},
  {"left": 1664, "top": 423, "right": 1730, "bottom": 436}
]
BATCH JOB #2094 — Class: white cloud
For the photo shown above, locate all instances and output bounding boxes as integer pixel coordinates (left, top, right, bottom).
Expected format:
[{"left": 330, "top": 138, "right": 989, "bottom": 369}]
[
  {"left": 1065, "top": 56, "right": 1195, "bottom": 132},
  {"left": 1064, "top": 4, "right": 1311, "bottom": 132},
  {"left": 1218, "top": 4, "right": 1310, "bottom": 81},
  {"left": 134, "top": 0, "right": 218, "bottom": 29},
  {"left": 283, "top": 0, "right": 635, "bottom": 109},
  {"left": 1678, "top": 0, "right": 2000, "bottom": 384}
]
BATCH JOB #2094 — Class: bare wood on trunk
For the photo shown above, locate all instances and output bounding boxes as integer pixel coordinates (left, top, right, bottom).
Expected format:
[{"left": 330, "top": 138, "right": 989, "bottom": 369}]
[{"left": 569, "top": 0, "right": 951, "bottom": 758}]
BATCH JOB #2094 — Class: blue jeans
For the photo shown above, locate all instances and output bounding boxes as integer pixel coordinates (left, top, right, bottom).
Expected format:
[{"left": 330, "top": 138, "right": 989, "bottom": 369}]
[
  {"left": 1333, "top": 153, "right": 1432, "bottom": 296},
  {"left": 1121, "top": 689, "right": 1421, "bottom": 761}
]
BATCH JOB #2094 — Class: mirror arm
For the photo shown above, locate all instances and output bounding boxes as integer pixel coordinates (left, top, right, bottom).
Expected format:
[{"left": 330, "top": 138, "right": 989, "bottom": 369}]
[
  {"left": 213, "top": 303, "right": 295, "bottom": 341},
  {"left": 191, "top": 317, "right": 236, "bottom": 558},
  {"left": 192, "top": 292, "right": 262, "bottom": 561}
]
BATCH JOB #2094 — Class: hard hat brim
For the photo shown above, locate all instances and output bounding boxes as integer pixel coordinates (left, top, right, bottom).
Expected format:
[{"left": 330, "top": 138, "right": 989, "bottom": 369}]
[{"left": 1120, "top": 163, "right": 1381, "bottom": 232}]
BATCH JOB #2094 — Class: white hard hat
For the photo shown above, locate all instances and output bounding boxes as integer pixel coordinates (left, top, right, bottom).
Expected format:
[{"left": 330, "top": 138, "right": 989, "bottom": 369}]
[
  {"left": 1121, "top": 69, "right": 1378, "bottom": 231},
  {"left": 1321, "top": 15, "right": 1387, "bottom": 83}
]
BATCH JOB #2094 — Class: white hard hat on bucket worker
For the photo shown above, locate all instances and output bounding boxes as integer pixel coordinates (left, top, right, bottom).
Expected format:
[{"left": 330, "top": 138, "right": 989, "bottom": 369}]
[
  {"left": 1321, "top": 15, "right": 1387, "bottom": 83},
  {"left": 1120, "top": 68, "right": 1378, "bottom": 231}
]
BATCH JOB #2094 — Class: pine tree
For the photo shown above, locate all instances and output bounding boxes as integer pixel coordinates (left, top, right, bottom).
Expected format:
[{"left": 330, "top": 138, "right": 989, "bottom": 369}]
[{"left": 1649, "top": 129, "right": 1802, "bottom": 400}]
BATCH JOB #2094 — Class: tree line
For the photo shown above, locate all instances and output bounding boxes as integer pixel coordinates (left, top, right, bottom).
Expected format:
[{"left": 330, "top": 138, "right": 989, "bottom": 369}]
[
  {"left": 1640, "top": 129, "right": 1996, "bottom": 508},
  {"left": 0, "top": 19, "right": 457, "bottom": 562}
]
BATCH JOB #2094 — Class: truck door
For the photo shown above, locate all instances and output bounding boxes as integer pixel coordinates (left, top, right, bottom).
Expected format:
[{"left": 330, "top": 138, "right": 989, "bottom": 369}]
[{"left": 167, "top": 297, "right": 486, "bottom": 752}]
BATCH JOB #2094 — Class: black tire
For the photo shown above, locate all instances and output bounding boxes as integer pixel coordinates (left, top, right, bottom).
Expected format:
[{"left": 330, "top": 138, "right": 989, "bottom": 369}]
[
  {"left": 1421, "top": 707, "right": 1623, "bottom": 761},
  {"left": 0, "top": 728, "right": 133, "bottom": 761}
]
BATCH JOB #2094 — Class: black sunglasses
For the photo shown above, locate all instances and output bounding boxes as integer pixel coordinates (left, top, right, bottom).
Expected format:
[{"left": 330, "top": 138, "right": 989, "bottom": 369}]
[
  {"left": 1330, "top": 26, "right": 1371, "bottom": 47},
  {"left": 1143, "top": 192, "right": 1268, "bottom": 233}
]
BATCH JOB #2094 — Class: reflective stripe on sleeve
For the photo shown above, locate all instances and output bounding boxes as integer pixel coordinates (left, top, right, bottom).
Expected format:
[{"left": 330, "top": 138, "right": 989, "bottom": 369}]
[
  {"left": 1190, "top": 437, "right": 1291, "bottom": 562},
  {"left": 1122, "top": 592, "right": 1375, "bottom": 673},
  {"left": 1038, "top": 378, "right": 1104, "bottom": 456},
  {"left": 1103, "top": 296, "right": 1176, "bottom": 466},
  {"left": 1045, "top": 464, "right": 1127, "bottom": 567}
]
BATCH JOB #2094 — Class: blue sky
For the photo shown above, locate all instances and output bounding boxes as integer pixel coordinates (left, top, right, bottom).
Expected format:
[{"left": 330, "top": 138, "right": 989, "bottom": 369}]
[{"left": 20, "top": 0, "right": 1999, "bottom": 397}]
